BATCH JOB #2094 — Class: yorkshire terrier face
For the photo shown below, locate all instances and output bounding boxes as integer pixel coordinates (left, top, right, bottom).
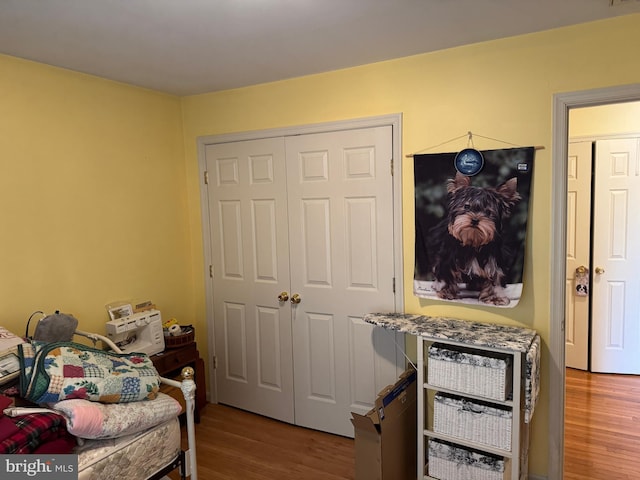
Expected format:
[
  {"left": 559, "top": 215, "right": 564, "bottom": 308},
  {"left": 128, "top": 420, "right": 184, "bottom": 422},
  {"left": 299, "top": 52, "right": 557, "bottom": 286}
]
[
  {"left": 446, "top": 173, "right": 521, "bottom": 249},
  {"left": 428, "top": 172, "right": 522, "bottom": 306}
]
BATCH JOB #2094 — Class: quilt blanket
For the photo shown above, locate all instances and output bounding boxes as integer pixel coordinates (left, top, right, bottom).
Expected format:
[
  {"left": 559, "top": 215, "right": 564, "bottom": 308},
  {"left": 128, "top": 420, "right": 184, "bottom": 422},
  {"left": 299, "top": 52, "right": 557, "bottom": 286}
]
[{"left": 18, "top": 341, "right": 160, "bottom": 404}]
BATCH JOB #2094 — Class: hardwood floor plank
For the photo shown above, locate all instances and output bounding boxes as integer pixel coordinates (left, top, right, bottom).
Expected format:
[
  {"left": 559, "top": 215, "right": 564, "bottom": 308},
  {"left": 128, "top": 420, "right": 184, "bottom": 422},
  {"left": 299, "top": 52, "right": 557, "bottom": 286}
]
[
  {"left": 169, "top": 403, "right": 355, "bottom": 480},
  {"left": 564, "top": 368, "right": 640, "bottom": 480},
  {"left": 166, "top": 369, "right": 640, "bottom": 479}
]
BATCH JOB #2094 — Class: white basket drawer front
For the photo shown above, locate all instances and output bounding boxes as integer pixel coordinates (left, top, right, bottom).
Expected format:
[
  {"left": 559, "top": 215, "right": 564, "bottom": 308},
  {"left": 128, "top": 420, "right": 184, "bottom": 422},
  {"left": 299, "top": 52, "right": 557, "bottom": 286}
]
[
  {"left": 433, "top": 393, "right": 512, "bottom": 451},
  {"left": 428, "top": 439, "right": 508, "bottom": 480},
  {"left": 428, "top": 343, "right": 513, "bottom": 401}
]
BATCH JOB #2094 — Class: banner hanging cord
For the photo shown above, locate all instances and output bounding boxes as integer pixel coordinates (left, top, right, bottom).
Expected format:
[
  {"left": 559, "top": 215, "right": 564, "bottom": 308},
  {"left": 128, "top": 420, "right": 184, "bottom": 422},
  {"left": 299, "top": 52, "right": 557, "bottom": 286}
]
[
  {"left": 467, "top": 131, "right": 475, "bottom": 148},
  {"left": 470, "top": 132, "right": 522, "bottom": 147},
  {"left": 408, "top": 132, "right": 468, "bottom": 157},
  {"left": 406, "top": 131, "right": 543, "bottom": 157}
]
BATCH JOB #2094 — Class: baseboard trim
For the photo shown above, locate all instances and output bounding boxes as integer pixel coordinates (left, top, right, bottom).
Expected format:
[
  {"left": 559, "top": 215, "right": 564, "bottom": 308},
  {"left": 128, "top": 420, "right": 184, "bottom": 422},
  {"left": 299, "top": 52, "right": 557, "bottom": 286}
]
[{"left": 529, "top": 474, "right": 547, "bottom": 480}]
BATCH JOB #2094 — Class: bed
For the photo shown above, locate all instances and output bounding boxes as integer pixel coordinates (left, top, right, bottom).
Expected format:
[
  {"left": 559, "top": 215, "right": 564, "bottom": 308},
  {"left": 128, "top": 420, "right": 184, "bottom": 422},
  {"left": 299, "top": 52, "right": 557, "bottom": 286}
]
[{"left": 1, "top": 329, "right": 198, "bottom": 480}]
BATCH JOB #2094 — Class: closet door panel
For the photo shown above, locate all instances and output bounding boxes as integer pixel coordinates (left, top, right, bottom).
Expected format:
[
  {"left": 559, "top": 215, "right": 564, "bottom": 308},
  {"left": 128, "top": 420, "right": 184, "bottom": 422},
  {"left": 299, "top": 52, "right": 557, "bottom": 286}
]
[
  {"left": 206, "top": 138, "right": 294, "bottom": 423},
  {"left": 287, "top": 126, "right": 398, "bottom": 437}
]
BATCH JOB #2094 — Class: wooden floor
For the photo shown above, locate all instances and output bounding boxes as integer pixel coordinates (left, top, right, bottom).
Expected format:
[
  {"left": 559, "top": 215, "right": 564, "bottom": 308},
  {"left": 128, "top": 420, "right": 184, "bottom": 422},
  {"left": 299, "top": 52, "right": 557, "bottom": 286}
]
[
  {"left": 169, "top": 403, "right": 355, "bottom": 480},
  {"left": 167, "top": 369, "right": 640, "bottom": 480},
  {"left": 564, "top": 368, "right": 640, "bottom": 480}
]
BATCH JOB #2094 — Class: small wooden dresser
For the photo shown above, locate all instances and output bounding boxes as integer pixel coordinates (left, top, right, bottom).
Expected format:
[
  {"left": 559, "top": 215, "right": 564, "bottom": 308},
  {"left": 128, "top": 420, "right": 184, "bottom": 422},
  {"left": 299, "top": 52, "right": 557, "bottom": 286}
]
[{"left": 151, "top": 342, "right": 206, "bottom": 422}]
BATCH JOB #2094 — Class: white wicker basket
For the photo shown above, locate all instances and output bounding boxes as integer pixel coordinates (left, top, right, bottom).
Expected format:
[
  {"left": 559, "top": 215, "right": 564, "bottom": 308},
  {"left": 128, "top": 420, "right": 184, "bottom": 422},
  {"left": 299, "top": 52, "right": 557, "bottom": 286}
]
[
  {"left": 428, "top": 439, "right": 507, "bottom": 480},
  {"left": 428, "top": 343, "right": 512, "bottom": 401},
  {"left": 433, "top": 393, "right": 512, "bottom": 451}
]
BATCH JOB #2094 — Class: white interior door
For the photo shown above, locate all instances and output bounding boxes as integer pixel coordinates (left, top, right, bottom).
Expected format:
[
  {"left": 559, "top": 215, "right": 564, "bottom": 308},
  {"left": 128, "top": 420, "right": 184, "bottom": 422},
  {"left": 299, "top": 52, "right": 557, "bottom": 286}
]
[
  {"left": 565, "top": 141, "right": 592, "bottom": 370},
  {"left": 205, "top": 124, "right": 402, "bottom": 436},
  {"left": 285, "top": 126, "right": 400, "bottom": 437},
  {"left": 205, "top": 138, "right": 295, "bottom": 422},
  {"left": 591, "top": 137, "right": 640, "bottom": 374}
]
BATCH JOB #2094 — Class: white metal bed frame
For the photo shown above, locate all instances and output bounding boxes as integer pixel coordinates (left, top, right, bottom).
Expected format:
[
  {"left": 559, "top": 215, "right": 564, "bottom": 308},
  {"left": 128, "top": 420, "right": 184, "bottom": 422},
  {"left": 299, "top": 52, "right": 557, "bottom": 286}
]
[{"left": 75, "top": 329, "right": 198, "bottom": 480}]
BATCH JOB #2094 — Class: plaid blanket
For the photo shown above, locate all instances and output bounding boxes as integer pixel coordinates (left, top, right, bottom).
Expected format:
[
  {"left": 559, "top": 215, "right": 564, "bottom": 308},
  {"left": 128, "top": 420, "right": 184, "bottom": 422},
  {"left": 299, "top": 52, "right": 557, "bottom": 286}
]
[{"left": 0, "top": 395, "right": 74, "bottom": 454}]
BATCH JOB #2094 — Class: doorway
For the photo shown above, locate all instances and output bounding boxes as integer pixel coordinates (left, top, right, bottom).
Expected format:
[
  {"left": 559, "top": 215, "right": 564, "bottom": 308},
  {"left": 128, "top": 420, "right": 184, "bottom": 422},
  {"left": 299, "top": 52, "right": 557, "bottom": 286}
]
[
  {"left": 563, "top": 105, "right": 640, "bottom": 478},
  {"left": 197, "top": 114, "right": 406, "bottom": 438},
  {"left": 549, "top": 84, "right": 640, "bottom": 480},
  {"left": 565, "top": 131, "right": 640, "bottom": 374}
]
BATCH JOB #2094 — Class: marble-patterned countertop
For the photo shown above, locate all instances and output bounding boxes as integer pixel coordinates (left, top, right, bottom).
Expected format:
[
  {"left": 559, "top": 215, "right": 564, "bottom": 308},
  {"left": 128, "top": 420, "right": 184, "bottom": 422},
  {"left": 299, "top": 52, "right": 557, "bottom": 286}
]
[{"left": 364, "top": 312, "right": 536, "bottom": 352}]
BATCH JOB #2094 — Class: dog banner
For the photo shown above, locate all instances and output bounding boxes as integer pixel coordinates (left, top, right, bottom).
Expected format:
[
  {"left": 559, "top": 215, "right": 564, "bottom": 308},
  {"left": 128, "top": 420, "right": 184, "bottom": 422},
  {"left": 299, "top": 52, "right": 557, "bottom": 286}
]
[{"left": 414, "top": 147, "right": 535, "bottom": 307}]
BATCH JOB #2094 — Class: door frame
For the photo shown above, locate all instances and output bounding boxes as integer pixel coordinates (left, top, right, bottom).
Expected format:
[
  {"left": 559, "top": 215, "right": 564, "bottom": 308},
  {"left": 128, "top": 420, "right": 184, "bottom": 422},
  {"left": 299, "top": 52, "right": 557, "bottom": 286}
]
[
  {"left": 197, "top": 113, "right": 404, "bottom": 404},
  {"left": 550, "top": 84, "right": 640, "bottom": 479}
]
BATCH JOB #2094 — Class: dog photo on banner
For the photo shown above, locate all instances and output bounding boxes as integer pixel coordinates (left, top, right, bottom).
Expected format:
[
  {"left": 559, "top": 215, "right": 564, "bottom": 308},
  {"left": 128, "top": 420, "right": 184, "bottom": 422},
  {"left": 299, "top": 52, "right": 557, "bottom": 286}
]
[{"left": 414, "top": 147, "right": 535, "bottom": 308}]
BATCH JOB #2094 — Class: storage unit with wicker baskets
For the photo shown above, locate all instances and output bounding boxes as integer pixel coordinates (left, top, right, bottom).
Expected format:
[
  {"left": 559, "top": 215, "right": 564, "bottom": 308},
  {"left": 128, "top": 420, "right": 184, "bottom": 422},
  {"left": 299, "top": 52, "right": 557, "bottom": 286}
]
[{"left": 361, "top": 313, "right": 540, "bottom": 480}]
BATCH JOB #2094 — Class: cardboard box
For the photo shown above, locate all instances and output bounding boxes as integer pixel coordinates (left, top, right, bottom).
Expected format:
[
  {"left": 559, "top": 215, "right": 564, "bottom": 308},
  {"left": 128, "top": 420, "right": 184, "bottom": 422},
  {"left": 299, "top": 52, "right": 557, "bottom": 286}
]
[{"left": 351, "top": 369, "right": 417, "bottom": 480}]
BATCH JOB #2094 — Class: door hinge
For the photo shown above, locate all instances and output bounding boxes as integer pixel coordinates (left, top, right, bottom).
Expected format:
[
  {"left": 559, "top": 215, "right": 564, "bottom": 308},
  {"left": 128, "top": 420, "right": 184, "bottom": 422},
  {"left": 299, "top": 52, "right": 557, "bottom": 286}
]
[
  {"left": 213, "top": 355, "right": 218, "bottom": 369},
  {"left": 209, "top": 265, "right": 213, "bottom": 278},
  {"left": 390, "top": 158, "right": 394, "bottom": 176},
  {"left": 392, "top": 277, "right": 396, "bottom": 294},
  {"left": 204, "top": 171, "right": 209, "bottom": 185}
]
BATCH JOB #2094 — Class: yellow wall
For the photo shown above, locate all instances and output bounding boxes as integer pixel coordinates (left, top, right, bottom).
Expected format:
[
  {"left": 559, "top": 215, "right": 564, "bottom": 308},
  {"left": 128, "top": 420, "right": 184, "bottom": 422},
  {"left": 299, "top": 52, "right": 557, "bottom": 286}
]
[
  {"left": 2, "top": 12, "right": 640, "bottom": 478},
  {"left": 570, "top": 100, "right": 640, "bottom": 136},
  {"left": 181, "top": 14, "right": 640, "bottom": 478},
  {"left": 0, "top": 54, "right": 195, "bottom": 341}
]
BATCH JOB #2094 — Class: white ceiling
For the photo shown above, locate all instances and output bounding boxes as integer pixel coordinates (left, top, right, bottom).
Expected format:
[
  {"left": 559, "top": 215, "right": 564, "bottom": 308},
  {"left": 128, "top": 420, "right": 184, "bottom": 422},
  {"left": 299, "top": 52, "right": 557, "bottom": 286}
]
[{"left": 1, "top": 0, "right": 639, "bottom": 96}]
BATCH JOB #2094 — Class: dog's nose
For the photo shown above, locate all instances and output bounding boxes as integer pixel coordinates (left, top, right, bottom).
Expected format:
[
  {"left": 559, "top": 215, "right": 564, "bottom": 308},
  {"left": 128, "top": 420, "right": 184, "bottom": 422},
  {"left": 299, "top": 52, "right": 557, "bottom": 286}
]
[{"left": 471, "top": 218, "right": 479, "bottom": 226}]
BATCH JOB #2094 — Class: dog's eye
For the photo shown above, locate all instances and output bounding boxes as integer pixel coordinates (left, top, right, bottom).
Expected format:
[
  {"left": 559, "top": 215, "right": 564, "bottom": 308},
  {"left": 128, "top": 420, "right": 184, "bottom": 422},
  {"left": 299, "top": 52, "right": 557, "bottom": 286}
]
[{"left": 463, "top": 203, "right": 471, "bottom": 211}]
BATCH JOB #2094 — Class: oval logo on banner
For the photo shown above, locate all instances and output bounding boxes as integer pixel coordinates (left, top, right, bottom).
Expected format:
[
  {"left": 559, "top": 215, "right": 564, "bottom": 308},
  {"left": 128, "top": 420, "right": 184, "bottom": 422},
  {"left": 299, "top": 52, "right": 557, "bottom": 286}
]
[{"left": 454, "top": 148, "right": 484, "bottom": 176}]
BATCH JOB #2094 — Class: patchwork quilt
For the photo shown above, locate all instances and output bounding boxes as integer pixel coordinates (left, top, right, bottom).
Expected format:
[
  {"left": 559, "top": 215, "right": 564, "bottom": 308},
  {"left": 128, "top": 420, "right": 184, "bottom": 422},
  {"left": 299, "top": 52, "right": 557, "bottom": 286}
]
[{"left": 18, "top": 341, "right": 160, "bottom": 404}]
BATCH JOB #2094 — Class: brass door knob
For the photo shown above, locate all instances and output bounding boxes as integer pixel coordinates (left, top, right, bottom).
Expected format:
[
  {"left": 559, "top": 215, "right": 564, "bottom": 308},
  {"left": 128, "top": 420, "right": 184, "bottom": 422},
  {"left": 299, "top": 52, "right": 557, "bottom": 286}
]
[
  {"left": 595, "top": 267, "right": 605, "bottom": 274},
  {"left": 277, "top": 292, "right": 289, "bottom": 302},
  {"left": 290, "top": 294, "right": 301, "bottom": 304}
]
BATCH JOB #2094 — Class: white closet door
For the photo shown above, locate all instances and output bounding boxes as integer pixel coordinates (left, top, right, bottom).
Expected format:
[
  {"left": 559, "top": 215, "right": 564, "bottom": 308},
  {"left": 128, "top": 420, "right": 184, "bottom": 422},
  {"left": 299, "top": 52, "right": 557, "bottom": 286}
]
[
  {"left": 204, "top": 125, "right": 402, "bottom": 437},
  {"left": 205, "top": 137, "right": 295, "bottom": 422},
  {"left": 285, "top": 126, "right": 399, "bottom": 437}
]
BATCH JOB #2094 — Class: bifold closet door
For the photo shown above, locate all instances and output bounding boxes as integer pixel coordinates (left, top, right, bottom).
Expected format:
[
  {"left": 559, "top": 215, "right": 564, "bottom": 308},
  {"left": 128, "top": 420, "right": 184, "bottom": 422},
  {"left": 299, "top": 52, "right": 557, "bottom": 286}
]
[
  {"left": 205, "top": 126, "right": 401, "bottom": 436},
  {"left": 205, "top": 137, "right": 295, "bottom": 423},
  {"left": 285, "top": 126, "right": 399, "bottom": 437}
]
